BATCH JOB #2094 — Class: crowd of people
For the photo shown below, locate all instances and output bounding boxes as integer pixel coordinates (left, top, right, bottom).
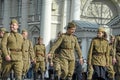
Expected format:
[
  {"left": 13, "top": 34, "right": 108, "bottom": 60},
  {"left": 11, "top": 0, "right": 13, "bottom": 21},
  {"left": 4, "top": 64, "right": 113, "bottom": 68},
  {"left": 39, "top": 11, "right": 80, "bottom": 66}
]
[{"left": 0, "top": 19, "right": 120, "bottom": 80}]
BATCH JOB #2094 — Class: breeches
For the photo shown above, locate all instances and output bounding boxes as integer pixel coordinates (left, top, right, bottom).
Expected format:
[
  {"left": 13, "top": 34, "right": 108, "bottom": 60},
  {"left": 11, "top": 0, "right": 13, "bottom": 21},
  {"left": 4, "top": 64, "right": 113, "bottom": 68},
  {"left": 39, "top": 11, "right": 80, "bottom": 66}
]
[
  {"left": 22, "top": 60, "right": 30, "bottom": 75},
  {"left": 60, "top": 58, "right": 75, "bottom": 79},
  {"left": 34, "top": 61, "right": 45, "bottom": 73},
  {"left": 1, "top": 60, "right": 23, "bottom": 80}
]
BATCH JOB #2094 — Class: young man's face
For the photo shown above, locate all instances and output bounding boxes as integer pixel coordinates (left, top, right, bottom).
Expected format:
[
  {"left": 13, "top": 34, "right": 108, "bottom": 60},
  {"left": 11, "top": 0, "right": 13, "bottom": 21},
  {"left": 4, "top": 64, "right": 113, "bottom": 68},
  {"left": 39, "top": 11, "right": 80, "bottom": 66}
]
[
  {"left": 22, "top": 32, "right": 28, "bottom": 39},
  {"left": 67, "top": 27, "right": 76, "bottom": 35},
  {"left": 0, "top": 31, "right": 5, "bottom": 37},
  {"left": 97, "top": 31, "right": 104, "bottom": 38},
  {"left": 38, "top": 39, "right": 43, "bottom": 44},
  {"left": 10, "top": 23, "right": 18, "bottom": 32}
]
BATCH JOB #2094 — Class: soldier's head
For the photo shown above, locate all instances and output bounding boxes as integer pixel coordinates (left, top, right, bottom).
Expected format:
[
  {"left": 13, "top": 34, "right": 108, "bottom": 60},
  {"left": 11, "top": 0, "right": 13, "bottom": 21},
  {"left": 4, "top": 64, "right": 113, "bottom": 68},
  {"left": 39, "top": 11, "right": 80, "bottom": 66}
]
[
  {"left": 22, "top": 29, "right": 28, "bottom": 39},
  {"left": 97, "top": 27, "right": 107, "bottom": 39},
  {"left": 0, "top": 27, "right": 6, "bottom": 37},
  {"left": 110, "top": 35, "right": 115, "bottom": 43},
  {"left": 10, "top": 19, "right": 19, "bottom": 32},
  {"left": 38, "top": 36, "right": 43, "bottom": 44},
  {"left": 66, "top": 22, "right": 76, "bottom": 35},
  {"left": 57, "top": 31, "right": 62, "bottom": 37}
]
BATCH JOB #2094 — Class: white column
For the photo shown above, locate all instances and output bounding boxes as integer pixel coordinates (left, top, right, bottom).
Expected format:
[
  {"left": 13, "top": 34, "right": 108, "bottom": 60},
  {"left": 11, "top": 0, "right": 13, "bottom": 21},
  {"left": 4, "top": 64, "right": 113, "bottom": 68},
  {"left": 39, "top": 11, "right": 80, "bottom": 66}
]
[
  {"left": 40, "top": 0, "right": 52, "bottom": 53},
  {"left": 70, "top": 0, "right": 81, "bottom": 21},
  {"left": 60, "top": 0, "right": 67, "bottom": 33},
  {"left": 81, "top": 38, "right": 87, "bottom": 59},
  {"left": 21, "top": 0, "right": 28, "bottom": 31},
  {"left": 3, "top": 0, "right": 10, "bottom": 30}
]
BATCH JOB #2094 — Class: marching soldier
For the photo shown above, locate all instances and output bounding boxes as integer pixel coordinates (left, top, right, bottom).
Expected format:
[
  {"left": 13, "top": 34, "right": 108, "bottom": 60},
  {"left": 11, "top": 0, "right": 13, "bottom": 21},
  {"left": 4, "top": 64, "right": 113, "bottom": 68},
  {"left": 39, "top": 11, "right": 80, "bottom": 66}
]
[
  {"left": 87, "top": 27, "right": 109, "bottom": 80},
  {"left": 0, "top": 27, "right": 6, "bottom": 78},
  {"left": 1, "top": 19, "right": 24, "bottom": 80},
  {"left": 114, "top": 34, "right": 120, "bottom": 80},
  {"left": 106, "top": 35, "right": 116, "bottom": 80},
  {"left": 48, "top": 22, "right": 83, "bottom": 80},
  {"left": 21, "top": 29, "right": 35, "bottom": 79},
  {"left": 33, "top": 36, "right": 46, "bottom": 80},
  {"left": 52, "top": 32, "right": 62, "bottom": 80}
]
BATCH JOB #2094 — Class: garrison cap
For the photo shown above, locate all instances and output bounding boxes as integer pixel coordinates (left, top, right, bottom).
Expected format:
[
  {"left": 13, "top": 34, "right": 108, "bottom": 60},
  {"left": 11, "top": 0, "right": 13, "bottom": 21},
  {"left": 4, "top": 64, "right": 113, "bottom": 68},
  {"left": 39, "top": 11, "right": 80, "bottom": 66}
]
[
  {"left": 67, "top": 22, "right": 76, "bottom": 29},
  {"left": 97, "top": 27, "right": 105, "bottom": 32},
  {"left": 22, "top": 29, "right": 27, "bottom": 33},
  {"left": 10, "top": 19, "right": 18, "bottom": 25},
  {"left": 0, "top": 27, "right": 6, "bottom": 32},
  {"left": 38, "top": 36, "right": 43, "bottom": 40}
]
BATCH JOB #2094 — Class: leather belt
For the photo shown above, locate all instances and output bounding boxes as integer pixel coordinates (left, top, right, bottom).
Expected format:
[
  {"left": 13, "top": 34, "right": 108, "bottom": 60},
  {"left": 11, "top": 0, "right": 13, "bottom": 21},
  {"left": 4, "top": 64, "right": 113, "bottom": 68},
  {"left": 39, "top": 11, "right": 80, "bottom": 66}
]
[
  {"left": 36, "top": 53, "right": 44, "bottom": 57},
  {"left": 62, "top": 48, "right": 73, "bottom": 50},
  {"left": 10, "top": 49, "right": 21, "bottom": 52}
]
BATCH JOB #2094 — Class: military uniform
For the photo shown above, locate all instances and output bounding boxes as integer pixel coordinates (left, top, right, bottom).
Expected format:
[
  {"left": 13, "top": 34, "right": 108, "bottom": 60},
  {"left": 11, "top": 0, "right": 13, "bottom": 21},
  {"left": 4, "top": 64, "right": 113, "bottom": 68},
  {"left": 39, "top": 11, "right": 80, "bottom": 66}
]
[
  {"left": 1, "top": 19, "right": 24, "bottom": 80},
  {"left": 34, "top": 41, "right": 46, "bottom": 80},
  {"left": 49, "top": 32, "right": 82, "bottom": 80},
  {"left": 87, "top": 65, "right": 93, "bottom": 80},
  {"left": 114, "top": 36, "right": 120, "bottom": 80},
  {"left": 106, "top": 42, "right": 115, "bottom": 80},
  {"left": 53, "top": 48, "right": 61, "bottom": 80},
  {"left": 87, "top": 27, "right": 109, "bottom": 80},
  {"left": 22, "top": 36, "right": 34, "bottom": 78},
  {"left": 0, "top": 27, "right": 6, "bottom": 78}
]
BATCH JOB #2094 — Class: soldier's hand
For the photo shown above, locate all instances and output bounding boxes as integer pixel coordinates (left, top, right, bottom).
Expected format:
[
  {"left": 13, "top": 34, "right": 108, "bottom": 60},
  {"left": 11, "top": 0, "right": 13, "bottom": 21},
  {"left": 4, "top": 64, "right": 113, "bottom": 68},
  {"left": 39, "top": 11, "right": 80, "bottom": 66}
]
[
  {"left": 50, "top": 62, "right": 53, "bottom": 66},
  {"left": 5, "top": 55, "right": 11, "bottom": 61},
  {"left": 79, "top": 58, "right": 83, "bottom": 65},
  {"left": 47, "top": 53, "right": 51, "bottom": 58},
  {"left": 112, "top": 58, "right": 117, "bottom": 65}
]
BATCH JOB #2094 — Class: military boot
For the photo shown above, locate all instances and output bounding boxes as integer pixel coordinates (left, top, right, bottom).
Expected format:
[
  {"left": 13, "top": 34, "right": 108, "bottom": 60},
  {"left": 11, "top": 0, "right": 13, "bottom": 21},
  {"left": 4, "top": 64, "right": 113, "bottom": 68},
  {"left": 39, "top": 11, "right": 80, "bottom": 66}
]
[
  {"left": 109, "top": 78, "right": 114, "bottom": 80},
  {"left": 33, "top": 72, "right": 37, "bottom": 80},
  {"left": 67, "top": 77, "right": 72, "bottom": 80},
  {"left": 41, "top": 72, "right": 44, "bottom": 80}
]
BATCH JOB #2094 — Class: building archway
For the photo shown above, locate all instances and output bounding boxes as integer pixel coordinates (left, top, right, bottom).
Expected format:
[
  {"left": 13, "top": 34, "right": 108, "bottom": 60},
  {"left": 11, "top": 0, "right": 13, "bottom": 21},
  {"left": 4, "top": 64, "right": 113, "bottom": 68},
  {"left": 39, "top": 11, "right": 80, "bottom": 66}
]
[{"left": 81, "top": 0, "right": 119, "bottom": 26}]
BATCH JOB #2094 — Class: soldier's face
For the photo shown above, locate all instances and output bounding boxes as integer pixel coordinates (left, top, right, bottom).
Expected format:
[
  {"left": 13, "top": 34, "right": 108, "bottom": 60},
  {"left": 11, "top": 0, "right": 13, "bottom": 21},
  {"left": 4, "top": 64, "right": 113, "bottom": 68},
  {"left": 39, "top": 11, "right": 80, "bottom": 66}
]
[
  {"left": 38, "top": 39, "right": 43, "bottom": 44},
  {"left": 67, "top": 27, "right": 76, "bottom": 35},
  {"left": 10, "top": 23, "right": 18, "bottom": 32},
  {"left": 0, "top": 31, "right": 4, "bottom": 37},
  {"left": 22, "top": 32, "right": 28, "bottom": 38},
  {"left": 97, "top": 31, "right": 104, "bottom": 38}
]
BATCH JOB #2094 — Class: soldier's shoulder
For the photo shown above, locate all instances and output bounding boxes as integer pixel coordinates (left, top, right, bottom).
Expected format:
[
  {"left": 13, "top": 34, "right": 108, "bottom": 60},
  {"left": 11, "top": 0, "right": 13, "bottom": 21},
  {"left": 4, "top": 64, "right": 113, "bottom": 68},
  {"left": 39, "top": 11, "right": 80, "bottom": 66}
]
[
  {"left": 116, "top": 35, "right": 120, "bottom": 40},
  {"left": 4, "top": 32, "right": 10, "bottom": 37},
  {"left": 92, "top": 37, "right": 98, "bottom": 40},
  {"left": 42, "top": 44, "right": 45, "bottom": 46}
]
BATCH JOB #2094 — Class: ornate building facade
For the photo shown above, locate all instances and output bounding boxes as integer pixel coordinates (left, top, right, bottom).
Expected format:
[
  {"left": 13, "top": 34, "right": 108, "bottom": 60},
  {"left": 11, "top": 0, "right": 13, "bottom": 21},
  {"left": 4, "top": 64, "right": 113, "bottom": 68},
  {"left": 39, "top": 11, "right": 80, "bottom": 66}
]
[{"left": 0, "top": 0, "right": 120, "bottom": 59}]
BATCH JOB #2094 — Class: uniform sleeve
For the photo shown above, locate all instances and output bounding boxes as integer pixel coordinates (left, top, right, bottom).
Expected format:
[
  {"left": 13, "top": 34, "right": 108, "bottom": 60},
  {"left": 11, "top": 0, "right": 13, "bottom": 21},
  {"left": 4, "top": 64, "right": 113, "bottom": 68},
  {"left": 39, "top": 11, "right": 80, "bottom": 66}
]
[
  {"left": 49, "top": 35, "right": 63, "bottom": 54},
  {"left": 1, "top": 33, "right": 9, "bottom": 57},
  {"left": 33, "top": 45, "right": 37, "bottom": 57},
  {"left": 43, "top": 44, "right": 46, "bottom": 60},
  {"left": 105, "top": 42, "right": 110, "bottom": 65},
  {"left": 29, "top": 40, "right": 35, "bottom": 60},
  {"left": 74, "top": 37, "right": 82, "bottom": 59},
  {"left": 87, "top": 40, "right": 94, "bottom": 65}
]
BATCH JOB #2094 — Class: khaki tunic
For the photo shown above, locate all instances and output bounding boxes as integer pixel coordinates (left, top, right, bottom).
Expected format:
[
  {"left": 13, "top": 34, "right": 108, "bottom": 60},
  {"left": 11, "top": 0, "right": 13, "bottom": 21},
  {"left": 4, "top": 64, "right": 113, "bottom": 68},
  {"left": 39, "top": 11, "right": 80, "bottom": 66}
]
[
  {"left": 22, "top": 39, "right": 34, "bottom": 75},
  {"left": 114, "top": 36, "right": 120, "bottom": 75},
  {"left": 0, "top": 38, "right": 2, "bottom": 72},
  {"left": 49, "top": 33, "right": 82, "bottom": 79},
  {"left": 1, "top": 32, "right": 24, "bottom": 79},
  {"left": 49, "top": 33, "right": 82, "bottom": 60},
  {"left": 87, "top": 37, "right": 109, "bottom": 66},
  {"left": 106, "top": 43, "right": 115, "bottom": 78},
  {"left": 34, "top": 44, "right": 46, "bottom": 72}
]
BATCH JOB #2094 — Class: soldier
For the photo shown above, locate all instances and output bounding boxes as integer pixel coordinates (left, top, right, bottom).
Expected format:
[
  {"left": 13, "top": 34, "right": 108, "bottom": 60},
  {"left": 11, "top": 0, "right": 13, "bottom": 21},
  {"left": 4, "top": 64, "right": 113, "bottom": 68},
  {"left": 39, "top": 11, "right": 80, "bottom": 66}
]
[
  {"left": 21, "top": 29, "right": 35, "bottom": 79},
  {"left": 114, "top": 34, "right": 120, "bottom": 80},
  {"left": 87, "top": 64, "right": 93, "bottom": 80},
  {"left": 52, "top": 32, "right": 62, "bottom": 80},
  {"left": 0, "top": 27, "right": 6, "bottom": 78},
  {"left": 48, "top": 22, "right": 83, "bottom": 80},
  {"left": 106, "top": 35, "right": 116, "bottom": 80},
  {"left": 1, "top": 19, "right": 24, "bottom": 80},
  {"left": 87, "top": 27, "right": 109, "bottom": 80},
  {"left": 33, "top": 36, "right": 46, "bottom": 80}
]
